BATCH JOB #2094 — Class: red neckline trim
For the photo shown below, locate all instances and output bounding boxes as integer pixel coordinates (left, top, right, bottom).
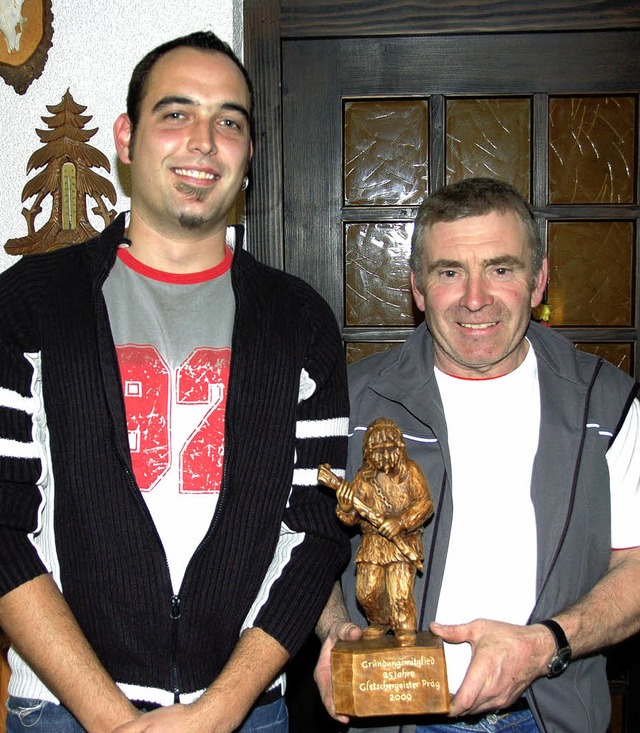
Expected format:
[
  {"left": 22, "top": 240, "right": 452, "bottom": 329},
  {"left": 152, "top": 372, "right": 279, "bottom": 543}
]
[{"left": 116, "top": 245, "right": 232, "bottom": 284}]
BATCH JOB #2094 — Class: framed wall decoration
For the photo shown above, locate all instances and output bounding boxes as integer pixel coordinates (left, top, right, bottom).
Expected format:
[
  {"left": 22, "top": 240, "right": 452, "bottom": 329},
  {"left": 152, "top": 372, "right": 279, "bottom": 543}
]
[{"left": 0, "top": 0, "right": 54, "bottom": 94}]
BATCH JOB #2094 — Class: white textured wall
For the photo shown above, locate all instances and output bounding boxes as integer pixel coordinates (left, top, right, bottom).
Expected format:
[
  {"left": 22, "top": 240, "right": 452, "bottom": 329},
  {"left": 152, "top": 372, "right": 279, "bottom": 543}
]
[{"left": 0, "top": 0, "right": 241, "bottom": 273}]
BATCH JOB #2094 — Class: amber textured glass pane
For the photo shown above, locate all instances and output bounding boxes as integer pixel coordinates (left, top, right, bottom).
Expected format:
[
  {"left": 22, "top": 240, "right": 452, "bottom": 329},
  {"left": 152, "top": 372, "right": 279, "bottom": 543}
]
[
  {"left": 344, "top": 100, "right": 428, "bottom": 206},
  {"left": 347, "top": 342, "right": 403, "bottom": 365},
  {"left": 547, "top": 221, "right": 634, "bottom": 327},
  {"left": 549, "top": 96, "right": 636, "bottom": 204},
  {"left": 576, "top": 343, "right": 634, "bottom": 376},
  {"left": 446, "top": 98, "right": 531, "bottom": 200},
  {"left": 345, "top": 222, "right": 417, "bottom": 326}
]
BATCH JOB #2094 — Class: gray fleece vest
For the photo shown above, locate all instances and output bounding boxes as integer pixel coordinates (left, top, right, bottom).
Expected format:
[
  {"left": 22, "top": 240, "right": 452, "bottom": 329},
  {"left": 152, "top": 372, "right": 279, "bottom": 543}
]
[{"left": 343, "top": 321, "right": 637, "bottom": 733}]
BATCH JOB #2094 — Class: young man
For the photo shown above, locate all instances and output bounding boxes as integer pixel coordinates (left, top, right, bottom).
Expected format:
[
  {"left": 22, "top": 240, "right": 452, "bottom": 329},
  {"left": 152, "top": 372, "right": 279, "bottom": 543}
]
[
  {"left": 0, "top": 32, "right": 349, "bottom": 733},
  {"left": 315, "top": 178, "right": 640, "bottom": 733}
]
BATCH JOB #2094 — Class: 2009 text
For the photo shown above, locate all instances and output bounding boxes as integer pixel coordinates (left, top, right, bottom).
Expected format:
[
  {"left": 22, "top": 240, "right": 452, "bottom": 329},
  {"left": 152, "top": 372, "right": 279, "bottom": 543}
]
[{"left": 390, "top": 692, "right": 412, "bottom": 702}]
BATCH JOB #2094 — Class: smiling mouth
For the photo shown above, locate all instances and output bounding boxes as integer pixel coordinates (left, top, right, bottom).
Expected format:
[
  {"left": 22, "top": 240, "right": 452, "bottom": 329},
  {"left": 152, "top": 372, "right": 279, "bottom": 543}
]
[
  {"left": 459, "top": 322, "right": 498, "bottom": 330},
  {"left": 173, "top": 168, "right": 217, "bottom": 181}
]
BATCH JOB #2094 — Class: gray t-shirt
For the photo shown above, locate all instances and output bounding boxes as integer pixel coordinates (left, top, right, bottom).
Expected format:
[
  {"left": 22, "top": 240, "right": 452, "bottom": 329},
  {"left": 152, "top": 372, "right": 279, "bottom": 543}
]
[{"left": 103, "top": 244, "right": 235, "bottom": 592}]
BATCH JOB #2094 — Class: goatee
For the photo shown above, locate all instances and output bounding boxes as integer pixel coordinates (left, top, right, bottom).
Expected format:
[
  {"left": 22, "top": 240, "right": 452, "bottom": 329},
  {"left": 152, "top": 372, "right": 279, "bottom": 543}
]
[
  {"left": 178, "top": 213, "right": 206, "bottom": 230},
  {"left": 174, "top": 182, "right": 211, "bottom": 229}
]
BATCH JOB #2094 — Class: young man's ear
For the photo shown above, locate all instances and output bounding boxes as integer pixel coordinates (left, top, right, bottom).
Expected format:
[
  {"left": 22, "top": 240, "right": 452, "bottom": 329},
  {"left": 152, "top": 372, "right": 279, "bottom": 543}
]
[{"left": 113, "top": 114, "right": 133, "bottom": 165}]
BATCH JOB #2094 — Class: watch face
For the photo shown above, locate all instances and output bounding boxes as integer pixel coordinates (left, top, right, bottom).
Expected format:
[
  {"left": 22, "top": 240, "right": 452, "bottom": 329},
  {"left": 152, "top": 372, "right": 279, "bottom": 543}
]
[{"left": 549, "top": 648, "right": 571, "bottom": 677}]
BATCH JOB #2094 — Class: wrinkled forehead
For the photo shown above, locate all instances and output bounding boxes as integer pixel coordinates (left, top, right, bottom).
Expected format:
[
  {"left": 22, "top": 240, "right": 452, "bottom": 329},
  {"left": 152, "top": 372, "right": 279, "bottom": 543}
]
[{"left": 423, "top": 211, "right": 532, "bottom": 264}]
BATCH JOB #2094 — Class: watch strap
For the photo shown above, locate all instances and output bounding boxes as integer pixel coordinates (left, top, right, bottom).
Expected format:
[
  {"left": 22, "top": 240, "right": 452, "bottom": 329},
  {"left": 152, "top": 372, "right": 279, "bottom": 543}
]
[
  {"left": 539, "top": 618, "right": 572, "bottom": 677},
  {"left": 539, "top": 618, "right": 569, "bottom": 651}
]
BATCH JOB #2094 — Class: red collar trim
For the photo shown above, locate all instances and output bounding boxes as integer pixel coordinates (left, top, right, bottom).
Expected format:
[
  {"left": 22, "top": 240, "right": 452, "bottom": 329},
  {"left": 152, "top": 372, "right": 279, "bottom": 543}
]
[{"left": 116, "top": 245, "right": 232, "bottom": 284}]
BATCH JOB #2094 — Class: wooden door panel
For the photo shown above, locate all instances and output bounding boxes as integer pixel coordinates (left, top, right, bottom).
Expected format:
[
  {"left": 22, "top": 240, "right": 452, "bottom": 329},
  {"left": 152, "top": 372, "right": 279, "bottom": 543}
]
[
  {"left": 324, "top": 32, "right": 640, "bottom": 95},
  {"left": 279, "top": 1, "right": 640, "bottom": 37},
  {"left": 283, "top": 31, "right": 640, "bottom": 375},
  {"left": 247, "top": 6, "right": 640, "bottom": 730}
]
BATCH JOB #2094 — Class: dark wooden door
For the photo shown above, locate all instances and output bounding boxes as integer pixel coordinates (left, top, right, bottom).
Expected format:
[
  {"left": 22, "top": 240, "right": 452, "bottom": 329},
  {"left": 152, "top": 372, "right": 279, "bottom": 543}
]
[
  {"left": 244, "top": 4, "right": 640, "bottom": 731},
  {"left": 281, "top": 30, "right": 640, "bottom": 373}
]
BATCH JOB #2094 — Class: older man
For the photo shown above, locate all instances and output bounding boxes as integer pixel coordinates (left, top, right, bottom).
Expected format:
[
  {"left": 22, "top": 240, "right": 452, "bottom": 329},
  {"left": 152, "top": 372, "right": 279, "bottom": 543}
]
[{"left": 315, "top": 177, "right": 640, "bottom": 733}]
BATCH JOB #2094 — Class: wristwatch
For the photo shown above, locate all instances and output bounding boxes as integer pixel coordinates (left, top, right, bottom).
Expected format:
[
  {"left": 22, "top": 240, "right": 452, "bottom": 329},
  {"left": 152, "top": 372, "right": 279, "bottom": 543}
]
[{"left": 539, "top": 618, "right": 572, "bottom": 678}]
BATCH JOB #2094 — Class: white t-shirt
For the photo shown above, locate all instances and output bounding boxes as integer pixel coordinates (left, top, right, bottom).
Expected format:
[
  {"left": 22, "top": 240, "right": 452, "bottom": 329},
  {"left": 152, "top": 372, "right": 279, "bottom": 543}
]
[
  {"left": 435, "top": 344, "right": 539, "bottom": 692},
  {"left": 433, "top": 341, "right": 640, "bottom": 692}
]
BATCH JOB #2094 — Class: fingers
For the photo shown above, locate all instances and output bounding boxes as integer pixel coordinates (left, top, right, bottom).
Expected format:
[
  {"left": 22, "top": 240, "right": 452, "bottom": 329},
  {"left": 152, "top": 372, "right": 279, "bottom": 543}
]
[
  {"left": 433, "top": 619, "right": 545, "bottom": 717},
  {"left": 336, "top": 482, "right": 354, "bottom": 511},
  {"left": 379, "top": 518, "right": 401, "bottom": 539},
  {"left": 336, "top": 620, "right": 362, "bottom": 642},
  {"left": 314, "top": 631, "right": 354, "bottom": 724},
  {"left": 429, "top": 620, "right": 464, "bottom": 641}
]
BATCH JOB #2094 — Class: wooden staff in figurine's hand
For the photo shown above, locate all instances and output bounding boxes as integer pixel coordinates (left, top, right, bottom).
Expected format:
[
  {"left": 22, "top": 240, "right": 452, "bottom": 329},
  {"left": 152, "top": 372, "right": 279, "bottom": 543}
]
[{"left": 318, "top": 463, "right": 423, "bottom": 570}]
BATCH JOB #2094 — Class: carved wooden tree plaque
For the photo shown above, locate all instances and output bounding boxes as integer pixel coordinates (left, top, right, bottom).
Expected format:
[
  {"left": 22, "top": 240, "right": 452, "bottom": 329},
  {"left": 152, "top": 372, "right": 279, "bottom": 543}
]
[{"left": 5, "top": 90, "right": 117, "bottom": 256}]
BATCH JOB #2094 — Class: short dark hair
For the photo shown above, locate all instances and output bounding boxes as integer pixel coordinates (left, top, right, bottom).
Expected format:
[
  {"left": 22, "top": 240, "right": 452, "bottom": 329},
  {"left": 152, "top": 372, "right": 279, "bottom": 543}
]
[
  {"left": 126, "top": 30, "right": 254, "bottom": 139},
  {"left": 410, "top": 178, "right": 544, "bottom": 284}
]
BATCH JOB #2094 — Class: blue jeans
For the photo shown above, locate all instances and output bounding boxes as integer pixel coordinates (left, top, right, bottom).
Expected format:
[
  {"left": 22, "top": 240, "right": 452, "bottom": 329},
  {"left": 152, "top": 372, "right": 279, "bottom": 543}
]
[
  {"left": 417, "top": 709, "right": 540, "bottom": 732},
  {"left": 6, "top": 696, "right": 288, "bottom": 733},
  {"left": 6, "top": 698, "right": 83, "bottom": 733},
  {"left": 240, "top": 697, "right": 288, "bottom": 733}
]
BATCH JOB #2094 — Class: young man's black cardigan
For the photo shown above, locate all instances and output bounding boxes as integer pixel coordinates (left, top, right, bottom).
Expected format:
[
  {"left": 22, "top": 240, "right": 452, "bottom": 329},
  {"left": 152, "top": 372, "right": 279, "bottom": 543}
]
[{"left": 0, "top": 213, "right": 350, "bottom": 706}]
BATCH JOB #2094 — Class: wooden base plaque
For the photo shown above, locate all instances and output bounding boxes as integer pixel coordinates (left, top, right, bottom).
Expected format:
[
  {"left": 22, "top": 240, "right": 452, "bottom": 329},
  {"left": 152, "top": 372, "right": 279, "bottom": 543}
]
[{"left": 331, "top": 631, "right": 449, "bottom": 718}]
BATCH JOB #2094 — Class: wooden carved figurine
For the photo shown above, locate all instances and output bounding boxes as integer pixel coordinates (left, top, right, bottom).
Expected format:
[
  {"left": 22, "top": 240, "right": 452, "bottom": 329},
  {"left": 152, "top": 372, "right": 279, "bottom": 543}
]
[{"left": 319, "top": 417, "right": 433, "bottom": 646}]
